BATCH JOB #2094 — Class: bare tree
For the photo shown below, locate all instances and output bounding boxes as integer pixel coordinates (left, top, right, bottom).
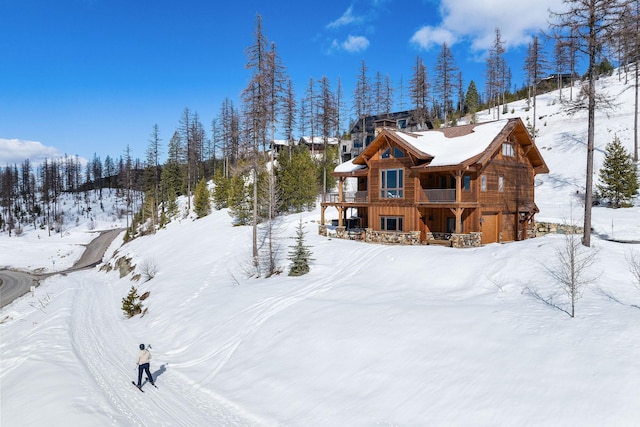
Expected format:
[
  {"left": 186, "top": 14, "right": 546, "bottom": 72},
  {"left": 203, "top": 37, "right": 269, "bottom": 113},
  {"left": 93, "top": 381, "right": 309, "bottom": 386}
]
[
  {"left": 544, "top": 234, "right": 600, "bottom": 317},
  {"left": 353, "top": 59, "right": 372, "bottom": 147},
  {"left": 373, "top": 71, "right": 383, "bottom": 114},
  {"left": 306, "top": 77, "right": 317, "bottom": 156},
  {"left": 316, "top": 76, "right": 337, "bottom": 197},
  {"left": 550, "top": 0, "right": 624, "bottom": 247},
  {"left": 242, "top": 13, "right": 270, "bottom": 272},
  {"left": 524, "top": 35, "right": 548, "bottom": 139},
  {"left": 627, "top": 249, "right": 640, "bottom": 291},
  {"left": 614, "top": 0, "right": 640, "bottom": 161},
  {"left": 434, "top": 42, "right": 458, "bottom": 124},
  {"left": 398, "top": 74, "right": 405, "bottom": 110},
  {"left": 144, "top": 124, "right": 162, "bottom": 230},
  {"left": 283, "top": 78, "right": 297, "bottom": 145},
  {"left": 485, "top": 28, "right": 506, "bottom": 119},
  {"left": 409, "top": 56, "right": 429, "bottom": 127},
  {"left": 554, "top": 39, "right": 570, "bottom": 100}
]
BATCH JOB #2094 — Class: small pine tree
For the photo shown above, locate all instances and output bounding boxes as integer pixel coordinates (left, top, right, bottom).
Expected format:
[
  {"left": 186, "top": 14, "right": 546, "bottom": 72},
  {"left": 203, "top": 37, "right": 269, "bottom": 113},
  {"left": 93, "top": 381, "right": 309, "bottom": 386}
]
[
  {"left": 465, "top": 80, "right": 480, "bottom": 115},
  {"left": 159, "top": 210, "right": 168, "bottom": 228},
  {"left": 212, "top": 171, "right": 231, "bottom": 210},
  {"left": 597, "top": 136, "right": 639, "bottom": 208},
  {"left": 228, "top": 173, "right": 253, "bottom": 225},
  {"left": 193, "top": 178, "right": 210, "bottom": 218},
  {"left": 288, "top": 218, "right": 313, "bottom": 276},
  {"left": 121, "top": 285, "right": 142, "bottom": 318}
]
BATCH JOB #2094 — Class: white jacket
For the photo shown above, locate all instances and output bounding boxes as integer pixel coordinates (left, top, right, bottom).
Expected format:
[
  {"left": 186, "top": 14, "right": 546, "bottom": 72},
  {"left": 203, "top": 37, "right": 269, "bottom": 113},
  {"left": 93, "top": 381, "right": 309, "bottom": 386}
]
[{"left": 137, "top": 349, "right": 152, "bottom": 365}]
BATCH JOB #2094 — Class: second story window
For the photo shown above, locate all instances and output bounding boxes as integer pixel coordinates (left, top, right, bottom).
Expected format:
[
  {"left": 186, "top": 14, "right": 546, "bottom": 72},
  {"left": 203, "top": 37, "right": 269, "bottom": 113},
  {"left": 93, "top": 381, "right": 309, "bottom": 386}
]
[
  {"left": 381, "top": 168, "right": 403, "bottom": 198},
  {"left": 502, "top": 142, "right": 515, "bottom": 157},
  {"left": 481, "top": 175, "right": 487, "bottom": 192},
  {"left": 463, "top": 175, "right": 471, "bottom": 190}
]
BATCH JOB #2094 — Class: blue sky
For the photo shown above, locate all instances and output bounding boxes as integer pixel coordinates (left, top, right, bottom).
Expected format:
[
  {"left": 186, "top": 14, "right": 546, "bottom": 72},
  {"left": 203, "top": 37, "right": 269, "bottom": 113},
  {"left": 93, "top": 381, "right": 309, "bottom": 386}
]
[{"left": 1, "top": 0, "right": 562, "bottom": 165}]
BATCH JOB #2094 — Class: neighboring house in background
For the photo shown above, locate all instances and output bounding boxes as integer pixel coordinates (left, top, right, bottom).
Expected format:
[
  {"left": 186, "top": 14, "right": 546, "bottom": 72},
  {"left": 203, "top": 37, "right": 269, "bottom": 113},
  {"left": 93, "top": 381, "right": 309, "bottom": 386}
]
[
  {"left": 298, "top": 136, "right": 339, "bottom": 158},
  {"left": 348, "top": 111, "right": 433, "bottom": 161},
  {"left": 338, "top": 138, "right": 355, "bottom": 163},
  {"left": 320, "top": 117, "right": 549, "bottom": 248}
]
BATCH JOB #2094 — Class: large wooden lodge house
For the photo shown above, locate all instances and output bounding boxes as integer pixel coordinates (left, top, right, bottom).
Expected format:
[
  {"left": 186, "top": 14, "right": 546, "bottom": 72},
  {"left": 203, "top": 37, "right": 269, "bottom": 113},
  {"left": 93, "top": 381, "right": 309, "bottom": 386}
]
[{"left": 319, "top": 117, "right": 549, "bottom": 248}]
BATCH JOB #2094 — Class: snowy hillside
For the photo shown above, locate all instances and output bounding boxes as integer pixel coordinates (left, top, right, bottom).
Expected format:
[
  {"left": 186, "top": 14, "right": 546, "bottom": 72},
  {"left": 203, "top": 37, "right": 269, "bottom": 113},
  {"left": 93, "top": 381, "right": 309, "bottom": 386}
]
[{"left": 1, "top": 71, "right": 640, "bottom": 427}]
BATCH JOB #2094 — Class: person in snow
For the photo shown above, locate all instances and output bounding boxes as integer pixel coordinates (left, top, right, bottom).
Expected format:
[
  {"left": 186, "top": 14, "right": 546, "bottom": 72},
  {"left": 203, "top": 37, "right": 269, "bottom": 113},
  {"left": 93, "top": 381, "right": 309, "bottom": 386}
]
[{"left": 136, "top": 344, "right": 155, "bottom": 388}]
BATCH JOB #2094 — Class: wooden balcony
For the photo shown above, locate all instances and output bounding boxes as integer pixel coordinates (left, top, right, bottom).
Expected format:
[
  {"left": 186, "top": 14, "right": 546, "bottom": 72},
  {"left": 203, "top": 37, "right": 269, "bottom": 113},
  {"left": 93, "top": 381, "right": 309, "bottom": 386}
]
[
  {"left": 417, "top": 189, "right": 456, "bottom": 203},
  {"left": 322, "top": 188, "right": 477, "bottom": 208},
  {"left": 323, "top": 191, "right": 368, "bottom": 204}
]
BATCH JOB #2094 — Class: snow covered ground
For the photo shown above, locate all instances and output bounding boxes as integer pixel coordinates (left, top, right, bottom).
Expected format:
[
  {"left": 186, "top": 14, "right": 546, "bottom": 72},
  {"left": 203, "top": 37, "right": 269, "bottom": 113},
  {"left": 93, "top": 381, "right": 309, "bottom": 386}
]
[{"left": 1, "top": 71, "right": 640, "bottom": 426}]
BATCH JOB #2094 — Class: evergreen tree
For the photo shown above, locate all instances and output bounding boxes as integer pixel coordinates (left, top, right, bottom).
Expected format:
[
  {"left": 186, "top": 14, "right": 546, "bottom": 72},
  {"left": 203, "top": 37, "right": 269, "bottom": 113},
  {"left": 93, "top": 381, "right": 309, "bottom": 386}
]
[
  {"left": 121, "top": 286, "right": 142, "bottom": 318},
  {"left": 162, "top": 131, "right": 184, "bottom": 199},
  {"left": 193, "top": 178, "right": 210, "bottom": 218},
  {"left": 212, "top": 170, "right": 231, "bottom": 210},
  {"left": 597, "top": 136, "right": 639, "bottom": 207},
  {"left": 228, "top": 173, "right": 253, "bottom": 226},
  {"left": 465, "top": 80, "right": 480, "bottom": 120},
  {"left": 287, "top": 218, "right": 313, "bottom": 276},
  {"left": 276, "top": 145, "right": 317, "bottom": 213}
]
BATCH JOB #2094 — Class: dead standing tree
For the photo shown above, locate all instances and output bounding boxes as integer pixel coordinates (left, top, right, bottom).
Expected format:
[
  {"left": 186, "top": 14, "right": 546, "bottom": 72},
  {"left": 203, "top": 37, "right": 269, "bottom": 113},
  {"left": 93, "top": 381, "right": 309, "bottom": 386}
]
[{"left": 549, "top": 0, "right": 625, "bottom": 247}]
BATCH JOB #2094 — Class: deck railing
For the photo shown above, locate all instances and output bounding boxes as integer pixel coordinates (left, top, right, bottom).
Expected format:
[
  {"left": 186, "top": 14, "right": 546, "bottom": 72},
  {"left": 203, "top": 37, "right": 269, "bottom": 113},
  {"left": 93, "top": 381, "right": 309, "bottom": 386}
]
[
  {"left": 324, "top": 191, "right": 368, "bottom": 203},
  {"left": 418, "top": 188, "right": 456, "bottom": 203},
  {"left": 324, "top": 189, "right": 456, "bottom": 203}
]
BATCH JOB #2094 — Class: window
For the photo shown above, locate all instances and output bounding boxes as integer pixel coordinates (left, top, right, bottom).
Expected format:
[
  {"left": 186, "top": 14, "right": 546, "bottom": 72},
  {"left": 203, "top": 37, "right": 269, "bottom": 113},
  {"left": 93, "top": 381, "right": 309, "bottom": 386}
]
[
  {"left": 398, "top": 119, "right": 407, "bottom": 129},
  {"left": 463, "top": 175, "right": 471, "bottom": 190},
  {"left": 502, "top": 142, "right": 515, "bottom": 157},
  {"left": 481, "top": 175, "right": 487, "bottom": 192},
  {"left": 382, "top": 147, "right": 405, "bottom": 159},
  {"left": 380, "top": 168, "right": 404, "bottom": 198},
  {"left": 380, "top": 216, "right": 403, "bottom": 231},
  {"left": 499, "top": 176, "right": 504, "bottom": 192}
]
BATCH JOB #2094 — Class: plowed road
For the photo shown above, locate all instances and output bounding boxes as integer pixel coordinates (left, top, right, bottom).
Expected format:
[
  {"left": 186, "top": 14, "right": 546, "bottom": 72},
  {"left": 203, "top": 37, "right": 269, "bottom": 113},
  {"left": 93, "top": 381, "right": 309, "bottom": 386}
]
[{"left": 0, "top": 229, "right": 123, "bottom": 308}]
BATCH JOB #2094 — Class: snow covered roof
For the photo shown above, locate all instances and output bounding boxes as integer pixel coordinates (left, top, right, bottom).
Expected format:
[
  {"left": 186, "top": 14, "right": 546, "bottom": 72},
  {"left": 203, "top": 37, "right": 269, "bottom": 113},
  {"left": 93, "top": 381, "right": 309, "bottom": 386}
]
[
  {"left": 299, "top": 136, "right": 339, "bottom": 145},
  {"left": 334, "top": 158, "right": 367, "bottom": 174},
  {"left": 390, "top": 119, "right": 509, "bottom": 167}
]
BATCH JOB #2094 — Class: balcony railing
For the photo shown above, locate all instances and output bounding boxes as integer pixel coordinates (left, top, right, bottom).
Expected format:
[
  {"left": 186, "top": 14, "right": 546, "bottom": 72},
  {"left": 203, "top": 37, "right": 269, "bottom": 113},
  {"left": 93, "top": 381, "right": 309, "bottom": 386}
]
[
  {"left": 324, "top": 191, "right": 368, "bottom": 203},
  {"left": 418, "top": 188, "right": 456, "bottom": 203},
  {"left": 324, "top": 189, "right": 456, "bottom": 203}
]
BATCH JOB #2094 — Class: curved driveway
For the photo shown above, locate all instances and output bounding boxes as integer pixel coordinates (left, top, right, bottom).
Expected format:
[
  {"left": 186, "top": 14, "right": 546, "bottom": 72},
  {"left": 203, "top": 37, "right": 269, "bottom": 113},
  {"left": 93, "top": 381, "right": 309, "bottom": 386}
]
[{"left": 0, "top": 228, "right": 124, "bottom": 309}]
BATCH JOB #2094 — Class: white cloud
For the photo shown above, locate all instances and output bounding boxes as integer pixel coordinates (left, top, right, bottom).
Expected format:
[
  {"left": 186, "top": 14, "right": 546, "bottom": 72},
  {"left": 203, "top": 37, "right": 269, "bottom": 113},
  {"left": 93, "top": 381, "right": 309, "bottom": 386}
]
[
  {"left": 411, "top": 0, "right": 564, "bottom": 53},
  {"left": 342, "top": 35, "right": 370, "bottom": 53},
  {"left": 410, "top": 26, "right": 456, "bottom": 51},
  {"left": 327, "top": 5, "right": 359, "bottom": 29},
  {"left": 0, "top": 138, "right": 62, "bottom": 165}
]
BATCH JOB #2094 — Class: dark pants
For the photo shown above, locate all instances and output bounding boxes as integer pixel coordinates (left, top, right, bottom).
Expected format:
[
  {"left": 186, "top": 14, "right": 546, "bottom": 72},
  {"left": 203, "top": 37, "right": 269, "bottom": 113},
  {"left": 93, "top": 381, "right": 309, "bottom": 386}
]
[{"left": 137, "top": 363, "right": 153, "bottom": 386}]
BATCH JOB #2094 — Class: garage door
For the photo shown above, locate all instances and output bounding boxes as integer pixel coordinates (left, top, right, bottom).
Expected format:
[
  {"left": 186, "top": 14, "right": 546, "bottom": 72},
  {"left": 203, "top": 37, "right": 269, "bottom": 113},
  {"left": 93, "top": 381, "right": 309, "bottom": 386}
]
[{"left": 481, "top": 214, "right": 498, "bottom": 245}]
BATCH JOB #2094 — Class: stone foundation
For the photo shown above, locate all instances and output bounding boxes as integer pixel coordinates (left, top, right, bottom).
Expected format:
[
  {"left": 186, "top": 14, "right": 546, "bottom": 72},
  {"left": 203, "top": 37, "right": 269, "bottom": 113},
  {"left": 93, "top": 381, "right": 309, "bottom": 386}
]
[
  {"left": 364, "top": 229, "right": 421, "bottom": 245},
  {"left": 535, "top": 221, "right": 583, "bottom": 236},
  {"left": 450, "top": 232, "right": 482, "bottom": 248}
]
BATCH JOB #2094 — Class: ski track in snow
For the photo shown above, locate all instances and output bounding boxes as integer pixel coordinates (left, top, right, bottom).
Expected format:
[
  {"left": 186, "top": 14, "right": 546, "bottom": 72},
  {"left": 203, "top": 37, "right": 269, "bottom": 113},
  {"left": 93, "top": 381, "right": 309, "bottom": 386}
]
[
  {"left": 68, "top": 272, "right": 269, "bottom": 426},
  {"left": 172, "top": 244, "right": 384, "bottom": 386}
]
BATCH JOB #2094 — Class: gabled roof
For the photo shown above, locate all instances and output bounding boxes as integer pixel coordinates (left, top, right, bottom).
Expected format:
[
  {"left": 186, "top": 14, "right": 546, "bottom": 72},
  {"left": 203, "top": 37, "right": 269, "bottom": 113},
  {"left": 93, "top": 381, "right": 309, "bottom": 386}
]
[{"left": 335, "top": 118, "right": 549, "bottom": 175}]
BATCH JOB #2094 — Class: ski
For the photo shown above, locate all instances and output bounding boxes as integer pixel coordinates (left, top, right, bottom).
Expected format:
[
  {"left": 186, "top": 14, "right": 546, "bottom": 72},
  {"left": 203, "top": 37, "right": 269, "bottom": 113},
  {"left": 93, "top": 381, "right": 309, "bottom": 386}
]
[{"left": 132, "top": 381, "right": 144, "bottom": 392}]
